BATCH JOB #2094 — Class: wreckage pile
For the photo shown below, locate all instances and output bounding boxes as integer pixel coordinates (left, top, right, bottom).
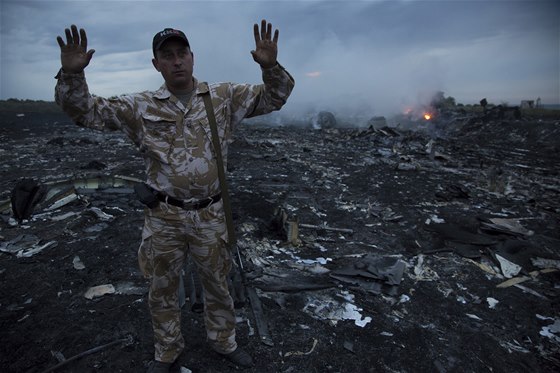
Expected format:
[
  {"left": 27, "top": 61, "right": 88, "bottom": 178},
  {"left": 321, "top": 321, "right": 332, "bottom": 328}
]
[{"left": 0, "top": 107, "right": 559, "bottom": 372}]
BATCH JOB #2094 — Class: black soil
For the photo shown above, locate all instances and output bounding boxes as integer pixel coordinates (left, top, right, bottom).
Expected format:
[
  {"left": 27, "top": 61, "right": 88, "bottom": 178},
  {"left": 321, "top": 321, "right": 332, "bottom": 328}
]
[{"left": 1, "top": 110, "right": 559, "bottom": 373}]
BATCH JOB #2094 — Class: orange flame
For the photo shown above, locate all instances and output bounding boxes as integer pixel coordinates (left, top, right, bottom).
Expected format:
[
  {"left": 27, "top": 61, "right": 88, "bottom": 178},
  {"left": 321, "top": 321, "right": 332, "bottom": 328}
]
[{"left": 424, "top": 113, "right": 432, "bottom": 120}]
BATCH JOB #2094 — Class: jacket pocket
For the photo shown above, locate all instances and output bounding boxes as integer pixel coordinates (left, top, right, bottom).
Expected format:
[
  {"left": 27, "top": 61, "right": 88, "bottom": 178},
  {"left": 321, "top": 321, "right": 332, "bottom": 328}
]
[{"left": 140, "top": 112, "right": 177, "bottom": 164}]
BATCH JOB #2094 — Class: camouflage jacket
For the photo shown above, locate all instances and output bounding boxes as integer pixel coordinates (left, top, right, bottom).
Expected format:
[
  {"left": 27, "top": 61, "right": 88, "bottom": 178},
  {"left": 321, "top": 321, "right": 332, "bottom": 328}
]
[{"left": 55, "top": 64, "right": 294, "bottom": 208}]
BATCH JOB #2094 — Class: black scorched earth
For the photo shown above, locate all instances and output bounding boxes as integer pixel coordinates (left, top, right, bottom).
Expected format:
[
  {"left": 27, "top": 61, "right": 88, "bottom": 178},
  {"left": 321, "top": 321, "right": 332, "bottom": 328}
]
[{"left": 0, "top": 108, "right": 559, "bottom": 373}]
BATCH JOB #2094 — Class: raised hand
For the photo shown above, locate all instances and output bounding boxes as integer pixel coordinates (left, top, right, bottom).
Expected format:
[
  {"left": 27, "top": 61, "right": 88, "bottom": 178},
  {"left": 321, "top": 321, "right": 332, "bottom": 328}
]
[
  {"left": 250, "top": 19, "right": 278, "bottom": 69},
  {"left": 56, "top": 25, "right": 95, "bottom": 74}
]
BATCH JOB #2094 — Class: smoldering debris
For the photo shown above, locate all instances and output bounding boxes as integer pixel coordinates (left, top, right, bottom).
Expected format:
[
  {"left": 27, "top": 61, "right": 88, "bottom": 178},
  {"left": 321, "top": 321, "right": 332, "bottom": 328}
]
[{"left": 1, "top": 108, "right": 559, "bottom": 372}]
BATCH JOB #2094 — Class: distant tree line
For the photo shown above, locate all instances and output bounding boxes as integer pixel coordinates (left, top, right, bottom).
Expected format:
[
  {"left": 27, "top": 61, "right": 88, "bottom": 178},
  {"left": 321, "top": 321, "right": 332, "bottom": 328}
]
[{"left": 0, "top": 99, "right": 62, "bottom": 113}]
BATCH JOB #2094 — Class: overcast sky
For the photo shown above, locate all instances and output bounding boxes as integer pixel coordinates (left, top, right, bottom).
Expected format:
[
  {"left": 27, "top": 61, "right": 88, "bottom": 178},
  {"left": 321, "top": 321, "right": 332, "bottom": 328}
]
[{"left": 1, "top": 0, "right": 558, "bottom": 117}]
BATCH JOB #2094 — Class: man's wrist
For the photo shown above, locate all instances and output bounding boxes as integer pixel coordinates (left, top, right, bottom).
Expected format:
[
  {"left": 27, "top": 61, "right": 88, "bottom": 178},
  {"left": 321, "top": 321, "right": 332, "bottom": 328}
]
[
  {"left": 55, "top": 67, "right": 84, "bottom": 79},
  {"left": 62, "top": 67, "right": 84, "bottom": 74},
  {"left": 260, "top": 61, "right": 278, "bottom": 70}
]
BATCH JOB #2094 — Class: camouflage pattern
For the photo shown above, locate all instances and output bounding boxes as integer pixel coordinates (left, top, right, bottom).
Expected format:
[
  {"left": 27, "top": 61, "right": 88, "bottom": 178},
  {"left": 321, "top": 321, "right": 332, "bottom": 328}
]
[
  {"left": 55, "top": 64, "right": 294, "bottom": 215},
  {"left": 138, "top": 200, "right": 235, "bottom": 361},
  {"left": 55, "top": 64, "right": 294, "bottom": 362}
]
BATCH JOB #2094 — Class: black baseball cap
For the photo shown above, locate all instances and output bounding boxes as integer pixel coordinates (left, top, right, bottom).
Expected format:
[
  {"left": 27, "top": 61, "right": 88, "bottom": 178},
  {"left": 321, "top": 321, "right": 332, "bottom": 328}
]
[{"left": 152, "top": 28, "right": 190, "bottom": 56}]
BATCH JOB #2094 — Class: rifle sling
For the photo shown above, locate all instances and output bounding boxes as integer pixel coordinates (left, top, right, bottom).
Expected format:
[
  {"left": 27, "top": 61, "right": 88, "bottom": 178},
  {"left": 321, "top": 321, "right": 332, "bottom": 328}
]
[{"left": 201, "top": 88, "right": 237, "bottom": 246}]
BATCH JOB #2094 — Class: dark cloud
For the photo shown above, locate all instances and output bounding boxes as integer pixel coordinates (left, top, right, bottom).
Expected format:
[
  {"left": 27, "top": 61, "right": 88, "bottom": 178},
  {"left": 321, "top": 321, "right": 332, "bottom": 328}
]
[{"left": 1, "top": 0, "right": 558, "bottom": 114}]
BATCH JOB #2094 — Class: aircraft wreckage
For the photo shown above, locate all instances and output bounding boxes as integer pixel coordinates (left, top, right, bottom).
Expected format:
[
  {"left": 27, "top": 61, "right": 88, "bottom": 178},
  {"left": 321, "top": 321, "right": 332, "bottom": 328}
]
[{"left": 1, "top": 108, "right": 559, "bottom": 372}]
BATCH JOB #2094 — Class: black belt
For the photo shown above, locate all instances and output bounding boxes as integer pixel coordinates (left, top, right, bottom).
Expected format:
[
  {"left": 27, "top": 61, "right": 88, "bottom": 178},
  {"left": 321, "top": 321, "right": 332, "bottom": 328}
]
[{"left": 156, "top": 192, "right": 221, "bottom": 210}]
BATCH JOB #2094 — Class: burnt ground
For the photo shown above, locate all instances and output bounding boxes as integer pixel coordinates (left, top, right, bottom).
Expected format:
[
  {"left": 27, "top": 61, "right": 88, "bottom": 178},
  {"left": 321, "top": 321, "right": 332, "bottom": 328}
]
[{"left": 0, "top": 110, "right": 559, "bottom": 373}]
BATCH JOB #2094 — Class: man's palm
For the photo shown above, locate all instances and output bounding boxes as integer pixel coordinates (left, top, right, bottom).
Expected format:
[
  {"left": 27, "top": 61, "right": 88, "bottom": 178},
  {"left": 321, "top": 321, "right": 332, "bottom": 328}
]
[
  {"left": 251, "top": 20, "right": 278, "bottom": 69},
  {"left": 57, "top": 25, "right": 95, "bottom": 74}
]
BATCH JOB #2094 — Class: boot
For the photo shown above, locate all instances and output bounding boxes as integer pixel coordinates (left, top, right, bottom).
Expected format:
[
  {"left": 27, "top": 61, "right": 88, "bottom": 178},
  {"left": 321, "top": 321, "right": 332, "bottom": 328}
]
[
  {"left": 220, "top": 347, "right": 254, "bottom": 368},
  {"left": 146, "top": 359, "right": 181, "bottom": 373}
]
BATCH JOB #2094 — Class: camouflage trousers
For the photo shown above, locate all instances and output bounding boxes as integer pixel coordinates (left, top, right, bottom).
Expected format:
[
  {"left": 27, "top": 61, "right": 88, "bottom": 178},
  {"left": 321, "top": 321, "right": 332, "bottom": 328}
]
[{"left": 138, "top": 200, "right": 237, "bottom": 363}]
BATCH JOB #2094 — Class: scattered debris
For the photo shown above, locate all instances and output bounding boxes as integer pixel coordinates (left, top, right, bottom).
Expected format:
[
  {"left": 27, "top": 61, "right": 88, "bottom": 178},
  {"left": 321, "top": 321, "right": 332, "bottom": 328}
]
[
  {"left": 0, "top": 234, "right": 58, "bottom": 258},
  {"left": 463, "top": 258, "right": 500, "bottom": 277},
  {"left": 466, "top": 313, "right": 483, "bottom": 321},
  {"left": 247, "top": 287, "right": 274, "bottom": 347},
  {"left": 41, "top": 335, "right": 134, "bottom": 373},
  {"left": 303, "top": 290, "right": 372, "bottom": 327},
  {"left": 531, "top": 257, "right": 560, "bottom": 270},
  {"left": 10, "top": 178, "right": 47, "bottom": 222},
  {"left": 272, "top": 206, "right": 300, "bottom": 245},
  {"left": 410, "top": 254, "right": 440, "bottom": 282},
  {"left": 0, "top": 234, "right": 40, "bottom": 254},
  {"left": 45, "top": 191, "right": 79, "bottom": 211},
  {"left": 343, "top": 340, "right": 355, "bottom": 353},
  {"left": 72, "top": 256, "right": 85, "bottom": 270},
  {"left": 51, "top": 211, "right": 79, "bottom": 221},
  {"left": 2, "top": 107, "right": 559, "bottom": 372},
  {"left": 284, "top": 338, "right": 318, "bottom": 357},
  {"left": 486, "top": 297, "right": 499, "bottom": 309},
  {"left": 84, "top": 284, "right": 116, "bottom": 300},
  {"left": 330, "top": 255, "right": 406, "bottom": 295},
  {"left": 513, "top": 284, "right": 547, "bottom": 300},
  {"left": 496, "top": 269, "right": 557, "bottom": 288},
  {"left": 538, "top": 316, "right": 560, "bottom": 343},
  {"left": 499, "top": 340, "right": 530, "bottom": 354},
  {"left": 114, "top": 282, "right": 146, "bottom": 295},
  {"left": 495, "top": 254, "right": 522, "bottom": 278},
  {"left": 87, "top": 207, "right": 114, "bottom": 221},
  {"left": 299, "top": 223, "right": 354, "bottom": 234},
  {"left": 480, "top": 218, "right": 534, "bottom": 237}
]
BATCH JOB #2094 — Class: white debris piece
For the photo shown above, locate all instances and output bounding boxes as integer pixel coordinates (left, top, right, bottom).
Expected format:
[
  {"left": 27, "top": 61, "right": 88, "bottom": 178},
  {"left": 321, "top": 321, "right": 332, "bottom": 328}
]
[
  {"left": 499, "top": 340, "right": 529, "bottom": 353},
  {"left": 305, "top": 263, "right": 330, "bottom": 274},
  {"left": 399, "top": 295, "right": 410, "bottom": 304},
  {"left": 410, "top": 254, "right": 439, "bottom": 281},
  {"left": 84, "top": 284, "right": 116, "bottom": 299},
  {"left": 89, "top": 207, "right": 115, "bottom": 221},
  {"left": 495, "top": 254, "right": 522, "bottom": 278},
  {"left": 114, "top": 282, "right": 146, "bottom": 295},
  {"left": 240, "top": 222, "right": 257, "bottom": 233},
  {"left": 16, "top": 241, "right": 57, "bottom": 258},
  {"left": 425, "top": 215, "right": 445, "bottom": 225},
  {"left": 539, "top": 317, "right": 560, "bottom": 343},
  {"left": 531, "top": 257, "right": 560, "bottom": 270},
  {"left": 73, "top": 256, "right": 85, "bottom": 270},
  {"left": 284, "top": 338, "right": 318, "bottom": 357},
  {"left": 486, "top": 297, "right": 499, "bottom": 309},
  {"left": 466, "top": 313, "right": 483, "bottom": 321},
  {"left": 51, "top": 211, "right": 79, "bottom": 221},
  {"left": 456, "top": 296, "right": 467, "bottom": 304},
  {"left": 488, "top": 218, "right": 534, "bottom": 236},
  {"left": 303, "top": 291, "right": 372, "bottom": 328},
  {"left": 45, "top": 193, "right": 79, "bottom": 211},
  {"left": 0, "top": 234, "right": 40, "bottom": 254}
]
